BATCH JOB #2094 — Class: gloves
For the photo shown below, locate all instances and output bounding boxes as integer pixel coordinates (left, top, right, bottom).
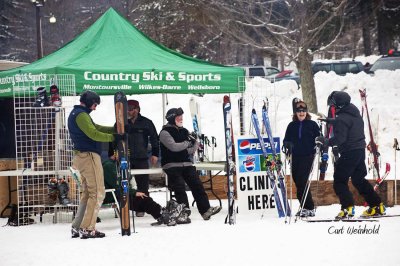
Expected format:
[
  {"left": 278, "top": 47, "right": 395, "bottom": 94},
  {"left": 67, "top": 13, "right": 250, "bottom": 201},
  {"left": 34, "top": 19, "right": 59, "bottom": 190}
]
[
  {"left": 282, "top": 141, "right": 293, "bottom": 156},
  {"left": 188, "top": 132, "right": 198, "bottom": 145},
  {"left": 321, "top": 152, "right": 329, "bottom": 161},
  {"left": 113, "top": 133, "right": 127, "bottom": 144},
  {"left": 315, "top": 136, "right": 327, "bottom": 146}
]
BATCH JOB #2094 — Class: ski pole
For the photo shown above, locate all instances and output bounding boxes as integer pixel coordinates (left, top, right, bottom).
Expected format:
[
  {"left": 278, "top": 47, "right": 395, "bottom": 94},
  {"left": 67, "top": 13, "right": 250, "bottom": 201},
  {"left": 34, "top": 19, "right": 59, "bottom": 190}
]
[
  {"left": 211, "top": 136, "right": 216, "bottom": 162},
  {"left": 294, "top": 145, "right": 320, "bottom": 223},
  {"left": 394, "top": 138, "right": 399, "bottom": 205}
]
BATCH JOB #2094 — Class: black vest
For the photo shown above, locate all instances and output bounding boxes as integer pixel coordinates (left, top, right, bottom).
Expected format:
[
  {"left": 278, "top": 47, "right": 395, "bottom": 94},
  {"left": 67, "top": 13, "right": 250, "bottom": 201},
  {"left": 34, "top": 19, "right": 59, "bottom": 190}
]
[
  {"left": 68, "top": 105, "right": 102, "bottom": 155},
  {"left": 160, "top": 126, "right": 191, "bottom": 166}
]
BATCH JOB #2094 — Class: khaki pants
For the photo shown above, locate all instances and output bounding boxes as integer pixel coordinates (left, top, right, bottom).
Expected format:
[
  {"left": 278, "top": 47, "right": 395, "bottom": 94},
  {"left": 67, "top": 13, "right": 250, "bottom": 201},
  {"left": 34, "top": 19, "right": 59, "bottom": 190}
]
[{"left": 72, "top": 152, "right": 105, "bottom": 230}]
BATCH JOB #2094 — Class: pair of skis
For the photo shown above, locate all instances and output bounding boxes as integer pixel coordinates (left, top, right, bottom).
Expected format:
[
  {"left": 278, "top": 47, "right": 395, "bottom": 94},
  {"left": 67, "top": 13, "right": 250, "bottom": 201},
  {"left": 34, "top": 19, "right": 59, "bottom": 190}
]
[
  {"left": 223, "top": 96, "right": 236, "bottom": 225},
  {"left": 251, "top": 100, "right": 290, "bottom": 218},
  {"left": 114, "top": 91, "right": 132, "bottom": 236},
  {"left": 359, "top": 88, "right": 391, "bottom": 190}
]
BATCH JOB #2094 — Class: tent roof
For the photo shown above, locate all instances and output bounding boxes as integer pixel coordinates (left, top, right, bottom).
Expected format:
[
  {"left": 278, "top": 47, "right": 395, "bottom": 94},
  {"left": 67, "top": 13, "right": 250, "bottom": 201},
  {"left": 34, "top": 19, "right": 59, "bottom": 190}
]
[{"left": 0, "top": 8, "right": 244, "bottom": 97}]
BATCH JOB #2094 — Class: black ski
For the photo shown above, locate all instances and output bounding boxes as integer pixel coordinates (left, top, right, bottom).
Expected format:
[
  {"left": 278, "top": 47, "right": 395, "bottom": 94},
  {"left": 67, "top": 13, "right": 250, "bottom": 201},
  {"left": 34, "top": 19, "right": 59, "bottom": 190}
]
[
  {"left": 305, "top": 218, "right": 378, "bottom": 223},
  {"left": 223, "top": 95, "right": 236, "bottom": 225},
  {"left": 114, "top": 91, "right": 131, "bottom": 236},
  {"left": 359, "top": 214, "right": 400, "bottom": 219}
]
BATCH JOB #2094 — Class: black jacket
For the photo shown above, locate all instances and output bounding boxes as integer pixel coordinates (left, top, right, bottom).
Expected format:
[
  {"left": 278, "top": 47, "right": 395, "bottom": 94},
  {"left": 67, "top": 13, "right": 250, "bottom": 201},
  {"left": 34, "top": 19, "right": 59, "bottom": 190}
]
[
  {"left": 329, "top": 103, "right": 366, "bottom": 153},
  {"left": 125, "top": 114, "right": 159, "bottom": 160},
  {"left": 283, "top": 119, "right": 320, "bottom": 157}
]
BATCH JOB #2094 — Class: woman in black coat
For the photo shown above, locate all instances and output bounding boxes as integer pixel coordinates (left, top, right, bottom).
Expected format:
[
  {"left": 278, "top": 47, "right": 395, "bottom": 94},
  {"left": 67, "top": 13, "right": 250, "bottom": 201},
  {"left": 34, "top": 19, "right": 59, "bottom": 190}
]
[{"left": 283, "top": 100, "right": 320, "bottom": 217}]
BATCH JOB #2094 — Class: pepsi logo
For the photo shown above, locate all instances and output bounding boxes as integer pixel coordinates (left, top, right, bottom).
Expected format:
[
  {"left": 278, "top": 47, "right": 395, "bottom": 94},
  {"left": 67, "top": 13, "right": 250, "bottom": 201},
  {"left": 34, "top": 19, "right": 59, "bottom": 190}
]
[
  {"left": 239, "top": 140, "right": 251, "bottom": 153},
  {"left": 243, "top": 156, "right": 256, "bottom": 172}
]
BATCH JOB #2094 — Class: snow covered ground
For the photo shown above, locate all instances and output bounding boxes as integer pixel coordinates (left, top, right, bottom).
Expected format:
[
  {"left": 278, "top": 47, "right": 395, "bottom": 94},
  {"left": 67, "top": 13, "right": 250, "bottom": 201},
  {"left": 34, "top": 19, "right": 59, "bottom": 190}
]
[
  {"left": 1, "top": 190, "right": 400, "bottom": 266},
  {"left": 1, "top": 68, "right": 400, "bottom": 266}
]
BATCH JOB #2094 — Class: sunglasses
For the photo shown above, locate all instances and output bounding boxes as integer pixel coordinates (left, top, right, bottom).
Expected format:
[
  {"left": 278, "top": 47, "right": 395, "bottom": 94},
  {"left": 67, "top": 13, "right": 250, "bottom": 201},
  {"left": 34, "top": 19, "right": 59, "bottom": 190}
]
[{"left": 128, "top": 106, "right": 139, "bottom": 111}]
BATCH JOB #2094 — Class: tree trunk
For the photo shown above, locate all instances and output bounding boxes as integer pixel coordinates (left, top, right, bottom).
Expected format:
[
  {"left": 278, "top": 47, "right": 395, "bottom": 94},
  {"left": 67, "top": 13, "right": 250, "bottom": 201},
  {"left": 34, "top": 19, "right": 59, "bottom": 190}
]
[
  {"left": 360, "top": 0, "right": 372, "bottom": 56},
  {"left": 297, "top": 50, "right": 318, "bottom": 114}
]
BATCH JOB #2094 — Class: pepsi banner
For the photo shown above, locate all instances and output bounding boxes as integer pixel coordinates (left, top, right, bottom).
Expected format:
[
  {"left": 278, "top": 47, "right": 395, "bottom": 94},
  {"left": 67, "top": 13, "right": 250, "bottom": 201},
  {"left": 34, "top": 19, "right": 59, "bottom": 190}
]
[{"left": 236, "top": 136, "right": 281, "bottom": 215}]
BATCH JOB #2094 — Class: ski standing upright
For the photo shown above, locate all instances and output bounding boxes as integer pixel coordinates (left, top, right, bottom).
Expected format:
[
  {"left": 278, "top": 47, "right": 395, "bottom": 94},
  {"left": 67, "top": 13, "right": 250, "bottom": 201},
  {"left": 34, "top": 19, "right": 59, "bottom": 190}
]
[
  {"left": 223, "top": 95, "right": 236, "bottom": 224},
  {"left": 359, "top": 88, "right": 389, "bottom": 180},
  {"left": 261, "top": 99, "right": 291, "bottom": 219},
  {"left": 250, "top": 102, "right": 289, "bottom": 219},
  {"left": 114, "top": 91, "right": 131, "bottom": 236}
]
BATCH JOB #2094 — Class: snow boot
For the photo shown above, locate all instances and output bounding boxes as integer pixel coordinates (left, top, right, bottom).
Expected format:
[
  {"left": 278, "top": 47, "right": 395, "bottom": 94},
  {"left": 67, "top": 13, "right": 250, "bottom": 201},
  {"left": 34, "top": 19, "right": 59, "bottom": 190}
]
[
  {"left": 50, "top": 85, "right": 62, "bottom": 107},
  {"left": 296, "top": 209, "right": 316, "bottom": 218},
  {"left": 202, "top": 206, "right": 222, "bottom": 220},
  {"left": 335, "top": 206, "right": 355, "bottom": 219},
  {"left": 33, "top": 87, "right": 50, "bottom": 107},
  {"left": 151, "top": 207, "right": 177, "bottom": 226},
  {"left": 57, "top": 180, "right": 71, "bottom": 205},
  {"left": 79, "top": 229, "right": 106, "bottom": 239},
  {"left": 176, "top": 207, "right": 191, "bottom": 224},
  {"left": 48, "top": 178, "right": 58, "bottom": 205},
  {"left": 71, "top": 227, "right": 79, "bottom": 238},
  {"left": 361, "top": 203, "right": 386, "bottom": 217}
]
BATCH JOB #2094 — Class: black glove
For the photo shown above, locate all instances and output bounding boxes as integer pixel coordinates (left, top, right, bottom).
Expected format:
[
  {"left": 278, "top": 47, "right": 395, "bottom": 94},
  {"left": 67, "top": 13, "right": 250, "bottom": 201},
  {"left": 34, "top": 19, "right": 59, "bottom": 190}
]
[
  {"left": 282, "top": 141, "right": 293, "bottom": 156},
  {"left": 188, "top": 132, "right": 197, "bottom": 145},
  {"left": 113, "top": 133, "right": 127, "bottom": 144},
  {"left": 315, "top": 136, "right": 327, "bottom": 146}
]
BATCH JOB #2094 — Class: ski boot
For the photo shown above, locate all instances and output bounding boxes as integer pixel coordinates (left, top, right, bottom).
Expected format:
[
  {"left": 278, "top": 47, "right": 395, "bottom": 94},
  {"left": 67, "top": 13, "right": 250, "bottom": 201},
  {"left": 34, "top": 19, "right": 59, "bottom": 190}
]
[
  {"left": 50, "top": 85, "right": 62, "bottom": 107},
  {"left": 361, "top": 203, "right": 386, "bottom": 217},
  {"left": 33, "top": 87, "right": 50, "bottom": 107},
  {"left": 57, "top": 179, "right": 71, "bottom": 205},
  {"left": 335, "top": 206, "right": 355, "bottom": 219},
  {"left": 48, "top": 178, "right": 58, "bottom": 205}
]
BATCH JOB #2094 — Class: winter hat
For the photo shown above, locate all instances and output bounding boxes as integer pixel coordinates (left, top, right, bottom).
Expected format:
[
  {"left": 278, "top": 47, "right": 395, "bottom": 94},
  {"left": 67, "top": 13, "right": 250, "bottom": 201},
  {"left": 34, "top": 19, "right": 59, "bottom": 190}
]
[
  {"left": 80, "top": 90, "right": 100, "bottom": 108},
  {"left": 166, "top": 107, "right": 184, "bottom": 124},
  {"left": 128, "top": 100, "right": 140, "bottom": 111},
  {"left": 327, "top": 91, "right": 351, "bottom": 109}
]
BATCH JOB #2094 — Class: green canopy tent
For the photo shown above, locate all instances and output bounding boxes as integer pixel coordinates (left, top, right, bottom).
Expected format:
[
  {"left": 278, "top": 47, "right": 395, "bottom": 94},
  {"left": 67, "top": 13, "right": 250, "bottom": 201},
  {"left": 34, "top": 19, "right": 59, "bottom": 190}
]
[{"left": 0, "top": 8, "right": 244, "bottom": 97}]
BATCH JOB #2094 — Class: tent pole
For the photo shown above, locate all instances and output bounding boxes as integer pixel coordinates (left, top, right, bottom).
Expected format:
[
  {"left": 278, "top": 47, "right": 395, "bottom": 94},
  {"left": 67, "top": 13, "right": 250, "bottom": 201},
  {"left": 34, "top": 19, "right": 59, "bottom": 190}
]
[{"left": 162, "top": 93, "right": 167, "bottom": 123}]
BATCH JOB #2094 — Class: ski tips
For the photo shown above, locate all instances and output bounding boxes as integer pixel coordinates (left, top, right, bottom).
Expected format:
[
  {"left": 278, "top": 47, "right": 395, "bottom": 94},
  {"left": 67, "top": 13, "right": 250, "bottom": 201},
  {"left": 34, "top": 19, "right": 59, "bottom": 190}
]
[
  {"left": 385, "top": 162, "right": 390, "bottom": 172},
  {"left": 223, "top": 95, "right": 230, "bottom": 103}
]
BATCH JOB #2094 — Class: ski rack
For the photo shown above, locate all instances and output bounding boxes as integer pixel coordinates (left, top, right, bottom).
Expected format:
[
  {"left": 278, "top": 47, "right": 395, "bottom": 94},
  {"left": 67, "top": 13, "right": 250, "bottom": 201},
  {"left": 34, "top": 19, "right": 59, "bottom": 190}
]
[{"left": 12, "top": 74, "right": 78, "bottom": 225}]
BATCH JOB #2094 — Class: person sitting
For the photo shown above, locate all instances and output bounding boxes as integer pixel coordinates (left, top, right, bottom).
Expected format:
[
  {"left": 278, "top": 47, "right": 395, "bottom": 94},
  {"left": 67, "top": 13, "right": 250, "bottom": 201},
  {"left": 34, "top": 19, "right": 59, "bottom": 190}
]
[
  {"left": 159, "top": 107, "right": 222, "bottom": 222},
  {"left": 102, "top": 151, "right": 184, "bottom": 226}
]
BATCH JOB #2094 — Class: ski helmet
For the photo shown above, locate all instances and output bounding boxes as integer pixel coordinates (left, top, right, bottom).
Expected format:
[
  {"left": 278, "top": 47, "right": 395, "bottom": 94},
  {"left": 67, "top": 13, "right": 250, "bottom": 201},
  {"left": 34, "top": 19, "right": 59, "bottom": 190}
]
[
  {"left": 327, "top": 91, "right": 351, "bottom": 109},
  {"left": 166, "top": 107, "right": 184, "bottom": 124},
  {"left": 80, "top": 90, "right": 100, "bottom": 108}
]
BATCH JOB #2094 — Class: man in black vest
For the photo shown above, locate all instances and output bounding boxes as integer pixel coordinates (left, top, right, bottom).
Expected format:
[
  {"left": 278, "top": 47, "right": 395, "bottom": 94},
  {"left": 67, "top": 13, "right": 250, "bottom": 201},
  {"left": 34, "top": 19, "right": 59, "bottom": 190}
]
[
  {"left": 159, "top": 107, "right": 221, "bottom": 223},
  {"left": 68, "top": 90, "right": 121, "bottom": 239}
]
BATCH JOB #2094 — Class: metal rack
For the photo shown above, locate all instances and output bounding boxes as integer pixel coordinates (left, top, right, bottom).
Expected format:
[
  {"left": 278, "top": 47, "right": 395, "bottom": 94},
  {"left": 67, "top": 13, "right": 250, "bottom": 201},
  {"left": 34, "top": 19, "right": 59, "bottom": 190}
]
[{"left": 12, "top": 74, "right": 78, "bottom": 225}]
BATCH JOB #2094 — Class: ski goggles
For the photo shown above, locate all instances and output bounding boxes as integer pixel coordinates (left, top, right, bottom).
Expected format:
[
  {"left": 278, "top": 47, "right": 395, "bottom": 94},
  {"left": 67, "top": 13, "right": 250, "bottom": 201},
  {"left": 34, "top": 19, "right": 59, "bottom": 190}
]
[
  {"left": 296, "top": 102, "right": 307, "bottom": 112},
  {"left": 296, "top": 108, "right": 307, "bottom": 113}
]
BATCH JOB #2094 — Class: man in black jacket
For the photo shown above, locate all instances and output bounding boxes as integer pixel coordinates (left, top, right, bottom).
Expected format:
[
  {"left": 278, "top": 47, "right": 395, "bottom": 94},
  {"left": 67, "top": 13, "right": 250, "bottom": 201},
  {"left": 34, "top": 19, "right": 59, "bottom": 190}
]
[
  {"left": 125, "top": 100, "right": 159, "bottom": 217},
  {"left": 317, "top": 91, "right": 385, "bottom": 218},
  {"left": 159, "top": 107, "right": 221, "bottom": 223}
]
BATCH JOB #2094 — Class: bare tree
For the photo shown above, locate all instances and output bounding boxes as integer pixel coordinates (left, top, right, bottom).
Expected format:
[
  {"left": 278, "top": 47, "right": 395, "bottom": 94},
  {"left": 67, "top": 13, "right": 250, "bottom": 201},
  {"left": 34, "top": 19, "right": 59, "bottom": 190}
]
[{"left": 196, "top": 0, "right": 358, "bottom": 113}]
